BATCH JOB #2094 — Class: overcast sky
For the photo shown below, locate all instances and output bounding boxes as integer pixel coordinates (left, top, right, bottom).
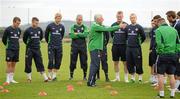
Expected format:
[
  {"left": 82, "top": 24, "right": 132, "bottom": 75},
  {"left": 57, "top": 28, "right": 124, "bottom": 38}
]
[{"left": 0, "top": 0, "right": 180, "bottom": 27}]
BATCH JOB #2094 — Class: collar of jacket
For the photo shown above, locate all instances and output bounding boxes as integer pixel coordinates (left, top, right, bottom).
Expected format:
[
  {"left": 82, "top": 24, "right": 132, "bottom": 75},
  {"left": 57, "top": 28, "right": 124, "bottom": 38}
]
[{"left": 160, "top": 23, "right": 168, "bottom": 26}]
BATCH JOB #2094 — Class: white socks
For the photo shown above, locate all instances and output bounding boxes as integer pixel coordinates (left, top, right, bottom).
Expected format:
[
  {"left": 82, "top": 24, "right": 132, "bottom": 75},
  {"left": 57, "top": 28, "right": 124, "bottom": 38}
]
[
  {"left": 52, "top": 72, "right": 57, "bottom": 79},
  {"left": 48, "top": 71, "right": 53, "bottom": 79},
  {"left": 159, "top": 91, "right": 164, "bottom": 97},
  {"left": 170, "top": 89, "right": 175, "bottom": 97},
  {"left": 131, "top": 74, "right": 135, "bottom": 81},
  {"left": 48, "top": 71, "right": 57, "bottom": 79},
  {"left": 27, "top": 72, "right": 49, "bottom": 81},
  {"left": 9, "top": 73, "right": 13, "bottom": 81},
  {"left": 6, "top": 73, "right": 15, "bottom": 82},
  {"left": 175, "top": 80, "right": 180, "bottom": 89},
  {"left": 124, "top": 73, "right": 129, "bottom": 82},
  {"left": 27, "top": 73, "right": 32, "bottom": 80},
  {"left": 159, "top": 90, "right": 175, "bottom": 97},
  {"left": 41, "top": 72, "right": 48, "bottom": 80},
  {"left": 6, "top": 73, "right": 18, "bottom": 83},
  {"left": 159, "top": 89, "right": 175, "bottom": 97},
  {"left": 6, "top": 73, "right": 10, "bottom": 83},
  {"left": 115, "top": 72, "right": 120, "bottom": 80},
  {"left": 138, "top": 75, "right": 142, "bottom": 81}
]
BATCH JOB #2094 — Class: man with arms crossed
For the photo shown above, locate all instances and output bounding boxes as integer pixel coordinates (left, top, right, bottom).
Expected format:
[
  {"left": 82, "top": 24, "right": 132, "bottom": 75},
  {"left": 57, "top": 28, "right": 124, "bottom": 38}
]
[{"left": 69, "top": 14, "right": 89, "bottom": 80}]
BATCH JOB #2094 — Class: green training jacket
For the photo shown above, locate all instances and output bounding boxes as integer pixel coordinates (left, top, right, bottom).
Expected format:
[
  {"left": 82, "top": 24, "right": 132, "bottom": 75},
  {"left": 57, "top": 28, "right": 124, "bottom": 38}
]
[
  {"left": 88, "top": 22, "right": 119, "bottom": 51},
  {"left": 155, "top": 23, "right": 180, "bottom": 55}
]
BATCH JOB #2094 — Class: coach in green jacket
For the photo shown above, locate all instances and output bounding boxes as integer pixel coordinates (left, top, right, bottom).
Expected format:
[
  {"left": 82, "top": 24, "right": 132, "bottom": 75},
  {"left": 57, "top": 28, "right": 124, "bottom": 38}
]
[
  {"left": 155, "top": 18, "right": 179, "bottom": 98},
  {"left": 87, "top": 14, "right": 126, "bottom": 87}
]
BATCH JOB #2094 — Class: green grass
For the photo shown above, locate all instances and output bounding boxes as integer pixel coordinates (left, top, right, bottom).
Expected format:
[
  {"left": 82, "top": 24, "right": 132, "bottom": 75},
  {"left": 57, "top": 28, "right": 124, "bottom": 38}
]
[{"left": 0, "top": 42, "right": 179, "bottom": 99}]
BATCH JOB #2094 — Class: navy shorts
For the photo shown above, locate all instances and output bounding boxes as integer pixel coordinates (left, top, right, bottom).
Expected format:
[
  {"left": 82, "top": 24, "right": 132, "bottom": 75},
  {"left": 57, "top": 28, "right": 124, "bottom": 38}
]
[
  {"left": 157, "top": 54, "right": 177, "bottom": 75},
  {"left": 112, "top": 44, "right": 126, "bottom": 61},
  {"left": 6, "top": 49, "right": 19, "bottom": 62},
  {"left": 149, "top": 50, "right": 157, "bottom": 67}
]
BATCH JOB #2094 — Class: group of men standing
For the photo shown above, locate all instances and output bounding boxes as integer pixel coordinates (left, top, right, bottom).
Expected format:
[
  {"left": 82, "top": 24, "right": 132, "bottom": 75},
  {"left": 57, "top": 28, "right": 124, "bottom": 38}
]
[
  {"left": 87, "top": 12, "right": 146, "bottom": 86},
  {"left": 1, "top": 10, "right": 180, "bottom": 98},
  {"left": 148, "top": 11, "right": 180, "bottom": 98},
  {"left": 2, "top": 13, "right": 65, "bottom": 83}
]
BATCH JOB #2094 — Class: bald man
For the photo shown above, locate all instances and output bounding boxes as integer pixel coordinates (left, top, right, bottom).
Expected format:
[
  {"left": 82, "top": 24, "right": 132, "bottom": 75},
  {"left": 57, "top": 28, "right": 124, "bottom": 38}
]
[
  {"left": 87, "top": 14, "right": 125, "bottom": 87},
  {"left": 45, "top": 13, "right": 65, "bottom": 81},
  {"left": 69, "top": 14, "right": 89, "bottom": 80}
]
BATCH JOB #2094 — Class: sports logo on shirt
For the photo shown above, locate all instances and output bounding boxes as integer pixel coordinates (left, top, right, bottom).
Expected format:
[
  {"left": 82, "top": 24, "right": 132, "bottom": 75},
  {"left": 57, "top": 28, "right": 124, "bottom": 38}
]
[
  {"left": 59, "top": 28, "right": 62, "bottom": 31},
  {"left": 56, "top": 30, "right": 59, "bottom": 33},
  {"left": 135, "top": 28, "right": 138, "bottom": 31},
  {"left": 81, "top": 27, "right": 84, "bottom": 31},
  {"left": 38, "top": 31, "right": 41, "bottom": 34},
  {"left": 14, "top": 34, "right": 17, "bottom": 37},
  {"left": 77, "top": 30, "right": 80, "bottom": 33},
  {"left": 6, "top": 57, "right": 10, "bottom": 61}
]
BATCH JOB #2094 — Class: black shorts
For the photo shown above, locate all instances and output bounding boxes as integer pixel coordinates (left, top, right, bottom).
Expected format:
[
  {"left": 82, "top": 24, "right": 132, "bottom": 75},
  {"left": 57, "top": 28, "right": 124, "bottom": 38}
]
[
  {"left": 6, "top": 49, "right": 19, "bottom": 62},
  {"left": 175, "top": 53, "right": 180, "bottom": 76},
  {"left": 157, "top": 54, "right": 177, "bottom": 75},
  {"left": 112, "top": 44, "right": 126, "bottom": 61},
  {"left": 149, "top": 50, "right": 157, "bottom": 67}
]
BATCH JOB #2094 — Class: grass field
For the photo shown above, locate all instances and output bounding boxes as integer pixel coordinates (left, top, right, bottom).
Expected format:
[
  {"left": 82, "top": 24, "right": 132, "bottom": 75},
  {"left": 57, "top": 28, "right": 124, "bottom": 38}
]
[{"left": 0, "top": 41, "right": 179, "bottom": 99}]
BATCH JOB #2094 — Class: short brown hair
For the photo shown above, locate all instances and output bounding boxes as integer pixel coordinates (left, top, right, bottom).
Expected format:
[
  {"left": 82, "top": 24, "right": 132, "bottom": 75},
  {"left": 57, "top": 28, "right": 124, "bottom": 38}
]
[
  {"left": 153, "top": 15, "right": 161, "bottom": 20},
  {"left": 13, "top": 17, "right": 21, "bottom": 22},
  {"left": 32, "top": 17, "right": 39, "bottom": 21},
  {"left": 157, "top": 18, "right": 166, "bottom": 24},
  {"left": 177, "top": 11, "right": 180, "bottom": 17},
  {"left": 166, "top": 11, "right": 176, "bottom": 19},
  {"left": 117, "top": 11, "right": 123, "bottom": 14}
]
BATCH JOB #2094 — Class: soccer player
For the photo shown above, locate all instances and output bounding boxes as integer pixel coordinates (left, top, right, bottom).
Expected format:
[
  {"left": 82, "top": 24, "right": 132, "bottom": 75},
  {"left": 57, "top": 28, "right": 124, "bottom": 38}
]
[
  {"left": 96, "top": 31, "right": 110, "bottom": 82},
  {"left": 155, "top": 18, "right": 179, "bottom": 98},
  {"left": 45, "top": 13, "right": 65, "bottom": 81},
  {"left": 2, "top": 17, "right": 21, "bottom": 85},
  {"left": 166, "top": 10, "right": 180, "bottom": 92},
  {"left": 87, "top": 14, "right": 126, "bottom": 87},
  {"left": 149, "top": 15, "right": 161, "bottom": 85},
  {"left": 69, "top": 14, "right": 89, "bottom": 80},
  {"left": 111, "top": 11, "right": 129, "bottom": 82},
  {"left": 125, "top": 13, "right": 146, "bottom": 83},
  {"left": 166, "top": 11, "right": 180, "bottom": 36},
  {"left": 23, "top": 17, "right": 48, "bottom": 82}
]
